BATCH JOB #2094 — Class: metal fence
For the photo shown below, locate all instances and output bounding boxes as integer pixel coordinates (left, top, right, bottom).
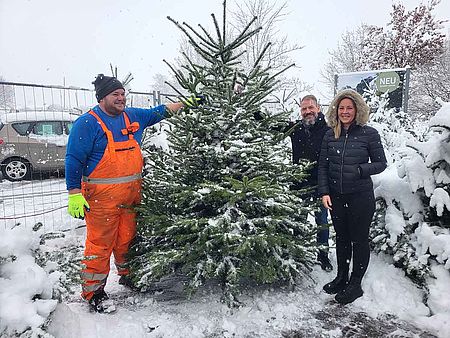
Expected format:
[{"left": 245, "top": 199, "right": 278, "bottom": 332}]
[
  {"left": 0, "top": 81, "right": 177, "bottom": 113},
  {"left": 0, "top": 81, "right": 179, "bottom": 229}
]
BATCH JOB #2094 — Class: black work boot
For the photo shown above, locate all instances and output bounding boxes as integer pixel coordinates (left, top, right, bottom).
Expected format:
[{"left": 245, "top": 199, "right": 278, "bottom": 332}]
[
  {"left": 323, "top": 272, "right": 348, "bottom": 294},
  {"left": 88, "top": 289, "right": 116, "bottom": 313},
  {"left": 317, "top": 250, "right": 333, "bottom": 272},
  {"left": 335, "top": 275, "right": 363, "bottom": 304}
]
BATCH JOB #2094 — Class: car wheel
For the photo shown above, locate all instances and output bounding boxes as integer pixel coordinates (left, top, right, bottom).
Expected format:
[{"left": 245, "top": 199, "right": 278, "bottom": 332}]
[{"left": 1, "top": 158, "right": 32, "bottom": 181}]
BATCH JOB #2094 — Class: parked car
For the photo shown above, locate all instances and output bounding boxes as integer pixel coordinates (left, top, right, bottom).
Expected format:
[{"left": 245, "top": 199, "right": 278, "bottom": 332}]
[{"left": 0, "top": 111, "right": 79, "bottom": 181}]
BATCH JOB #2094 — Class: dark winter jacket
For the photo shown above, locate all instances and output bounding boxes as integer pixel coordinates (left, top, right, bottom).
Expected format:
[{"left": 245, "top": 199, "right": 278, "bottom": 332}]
[
  {"left": 318, "top": 90, "right": 387, "bottom": 196},
  {"left": 289, "top": 112, "right": 330, "bottom": 186}
]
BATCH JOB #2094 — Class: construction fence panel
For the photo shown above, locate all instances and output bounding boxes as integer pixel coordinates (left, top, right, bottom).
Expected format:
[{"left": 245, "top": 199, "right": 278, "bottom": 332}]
[{"left": 0, "top": 81, "right": 160, "bottom": 230}]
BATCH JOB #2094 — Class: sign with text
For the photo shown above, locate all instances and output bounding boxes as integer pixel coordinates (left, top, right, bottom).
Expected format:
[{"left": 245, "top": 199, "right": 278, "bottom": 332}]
[{"left": 335, "top": 68, "right": 410, "bottom": 112}]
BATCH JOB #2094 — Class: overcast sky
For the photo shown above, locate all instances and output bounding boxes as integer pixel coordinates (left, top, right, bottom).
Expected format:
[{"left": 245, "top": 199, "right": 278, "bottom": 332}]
[{"left": 0, "top": 0, "right": 449, "bottom": 102}]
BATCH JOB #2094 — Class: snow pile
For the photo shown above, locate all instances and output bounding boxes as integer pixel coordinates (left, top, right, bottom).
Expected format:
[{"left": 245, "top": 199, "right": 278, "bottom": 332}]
[
  {"left": 0, "top": 225, "right": 59, "bottom": 335},
  {"left": 416, "top": 264, "right": 450, "bottom": 337}
]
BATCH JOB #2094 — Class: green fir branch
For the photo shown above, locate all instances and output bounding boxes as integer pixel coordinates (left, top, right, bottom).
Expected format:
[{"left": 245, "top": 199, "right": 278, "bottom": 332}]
[
  {"left": 211, "top": 13, "right": 223, "bottom": 48},
  {"left": 183, "top": 21, "right": 218, "bottom": 50}
]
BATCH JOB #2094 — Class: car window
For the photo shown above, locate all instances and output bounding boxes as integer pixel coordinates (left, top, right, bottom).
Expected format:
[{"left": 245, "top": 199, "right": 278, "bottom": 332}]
[
  {"left": 12, "top": 122, "right": 32, "bottom": 136},
  {"left": 32, "top": 121, "right": 63, "bottom": 136},
  {"left": 65, "top": 121, "right": 74, "bottom": 134}
]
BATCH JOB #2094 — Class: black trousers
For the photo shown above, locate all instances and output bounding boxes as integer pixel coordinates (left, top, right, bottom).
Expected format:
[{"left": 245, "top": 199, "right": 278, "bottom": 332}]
[{"left": 330, "top": 190, "right": 375, "bottom": 279}]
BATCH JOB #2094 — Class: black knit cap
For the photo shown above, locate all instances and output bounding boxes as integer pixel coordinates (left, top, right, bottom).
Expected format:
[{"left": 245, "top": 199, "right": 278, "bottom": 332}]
[{"left": 93, "top": 74, "right": 125, "bottom": 102}]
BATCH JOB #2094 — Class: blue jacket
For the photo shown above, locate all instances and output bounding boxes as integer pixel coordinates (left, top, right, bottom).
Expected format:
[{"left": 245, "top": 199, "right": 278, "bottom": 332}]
[{"left": 65, "top": 105, "right": 168, "bottom": 190}]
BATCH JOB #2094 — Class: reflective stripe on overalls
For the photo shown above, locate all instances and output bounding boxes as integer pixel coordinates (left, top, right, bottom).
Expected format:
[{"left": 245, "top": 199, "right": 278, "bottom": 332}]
[{"left": 80, "top": 110, "right": 143, "bottom": 300}]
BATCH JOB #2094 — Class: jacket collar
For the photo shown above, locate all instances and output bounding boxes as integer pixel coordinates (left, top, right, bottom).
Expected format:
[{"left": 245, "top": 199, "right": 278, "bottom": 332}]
[{"left": 343, "top": 121, "right": 358, "bottom": 134}]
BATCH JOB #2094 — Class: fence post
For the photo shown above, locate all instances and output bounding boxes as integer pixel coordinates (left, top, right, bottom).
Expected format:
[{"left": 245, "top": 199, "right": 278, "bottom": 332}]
[
  {"left": 403, "top": 67, "right": 411, "bottom": 114},
  {"left": 152, "top": 90, "right": 157, "bottom": 106}
]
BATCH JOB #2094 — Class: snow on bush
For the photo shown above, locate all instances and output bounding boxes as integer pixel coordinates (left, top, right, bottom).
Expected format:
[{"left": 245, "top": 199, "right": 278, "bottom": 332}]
[
  {"left": 370, "top": 98, "right": 450, "bottom": 286},
  {"left": 0, "top": 226, "right": 59, "bottom": 336}
]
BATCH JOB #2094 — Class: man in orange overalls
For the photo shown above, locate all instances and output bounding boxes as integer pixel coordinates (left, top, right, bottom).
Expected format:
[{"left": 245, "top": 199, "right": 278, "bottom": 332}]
[{"left": 66, "top": 74, "right": 203, "bottom": 312}]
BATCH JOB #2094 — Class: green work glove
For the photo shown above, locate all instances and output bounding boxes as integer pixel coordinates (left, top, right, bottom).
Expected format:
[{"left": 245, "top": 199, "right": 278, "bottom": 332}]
[
  {"left": 182, "top": 94, "right": 206, "bottom": 108},
  {"left": 68, "top": 193, "right": 90, "bottom": 219}
]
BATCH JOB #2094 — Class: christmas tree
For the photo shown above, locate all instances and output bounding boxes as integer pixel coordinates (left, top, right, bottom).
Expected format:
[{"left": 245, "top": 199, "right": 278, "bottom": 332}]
[{"left": 128, "top": 1, "right": 317, "bottom": 305}]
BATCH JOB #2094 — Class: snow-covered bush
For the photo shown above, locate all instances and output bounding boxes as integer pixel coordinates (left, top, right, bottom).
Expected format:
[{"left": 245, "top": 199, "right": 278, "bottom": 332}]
[
  {"left": 0, "top": 225, "right": 63, "bottom": 337},
  {"left": 370, "top": 98, "right": 450, "bottom": 286}
]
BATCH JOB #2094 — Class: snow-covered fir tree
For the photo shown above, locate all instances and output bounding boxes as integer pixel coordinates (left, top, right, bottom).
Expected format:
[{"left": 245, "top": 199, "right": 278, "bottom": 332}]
[
  {"left": 370, "top": 96, "right": 450, "bottom": 285},
  {"left": 127, "top": 1, "right": 317, "bottom": 305}
]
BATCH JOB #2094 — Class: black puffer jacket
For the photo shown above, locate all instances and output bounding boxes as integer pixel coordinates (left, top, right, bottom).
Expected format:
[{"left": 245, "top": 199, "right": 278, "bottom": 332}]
[
  {"left": 317, "top": 89, "right": 387, "bottom": 196},
  {"left": 318, "top": 124, "right": 387, "bottom": 195},
  {"left": 289, "top": 113, "right": 330, "bottom": 185}
]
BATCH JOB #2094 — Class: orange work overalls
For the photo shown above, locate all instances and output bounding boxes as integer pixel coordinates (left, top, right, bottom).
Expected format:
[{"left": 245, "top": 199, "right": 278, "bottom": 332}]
[{"left": 80, "top": 110, "right": 143, "bottom": 300}]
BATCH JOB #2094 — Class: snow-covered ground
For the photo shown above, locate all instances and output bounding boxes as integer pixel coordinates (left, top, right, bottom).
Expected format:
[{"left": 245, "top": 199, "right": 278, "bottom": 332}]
[
  {"left": 47, "top": 253, "right": 448, "bottom": 338},
  {"left": 1, "top": 178, "right": 450, "bottom": 338}
]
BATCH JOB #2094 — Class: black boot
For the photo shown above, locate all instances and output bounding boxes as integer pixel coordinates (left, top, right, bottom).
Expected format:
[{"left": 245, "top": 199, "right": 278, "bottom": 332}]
[
  {"left": 317, "top": 250, "right": 333, "bottom": 272},
  {"left": 323, "top": 271, "right": 348, "bottom": 294},
  {"left": 335, "top": 275, "right": 363, "bottom": 304},
  {"left": 88, "top": 289, "right": 116, "bottom": 313}
]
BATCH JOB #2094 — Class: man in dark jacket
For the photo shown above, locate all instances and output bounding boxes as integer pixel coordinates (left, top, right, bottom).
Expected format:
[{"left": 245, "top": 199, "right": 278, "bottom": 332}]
[{"left": 289, "top": 95, "right": 332, "bottom": 271}]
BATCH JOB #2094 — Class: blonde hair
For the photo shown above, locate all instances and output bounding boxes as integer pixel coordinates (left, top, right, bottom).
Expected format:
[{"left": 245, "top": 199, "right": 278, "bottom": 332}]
[
  {"left": 325, "top": 89, "right": 369, "bottom": 139},
  {"left": 333, "top": 120, "right": 342, "bottom": 139},
  {"left": 332, "top": 96, "right": 356, "bottom": 138}
]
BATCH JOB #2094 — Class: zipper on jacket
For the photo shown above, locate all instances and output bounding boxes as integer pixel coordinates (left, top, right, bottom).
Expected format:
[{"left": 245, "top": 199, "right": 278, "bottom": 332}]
[{"left": 340, "top": 132, "right": 349, "bottom": 194}]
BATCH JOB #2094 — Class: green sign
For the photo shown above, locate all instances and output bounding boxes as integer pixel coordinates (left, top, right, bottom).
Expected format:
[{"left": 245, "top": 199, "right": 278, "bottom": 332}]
[{"left": 376, "top": 71, "right": 401, "bottom": 93}]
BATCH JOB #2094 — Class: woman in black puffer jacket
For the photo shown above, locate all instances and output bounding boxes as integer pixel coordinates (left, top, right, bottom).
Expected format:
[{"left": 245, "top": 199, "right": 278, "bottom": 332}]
[{"left": 318, "top": 89, "right": 387, "bottom": 304}]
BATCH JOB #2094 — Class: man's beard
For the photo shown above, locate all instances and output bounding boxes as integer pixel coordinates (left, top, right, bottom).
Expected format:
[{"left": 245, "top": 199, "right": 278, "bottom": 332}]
[
  {"left": 302, "top": 116, "right": 317, "bottom": 126},
  {"left": 104, "top": 101, "right": 125, "bottom": 116}
]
